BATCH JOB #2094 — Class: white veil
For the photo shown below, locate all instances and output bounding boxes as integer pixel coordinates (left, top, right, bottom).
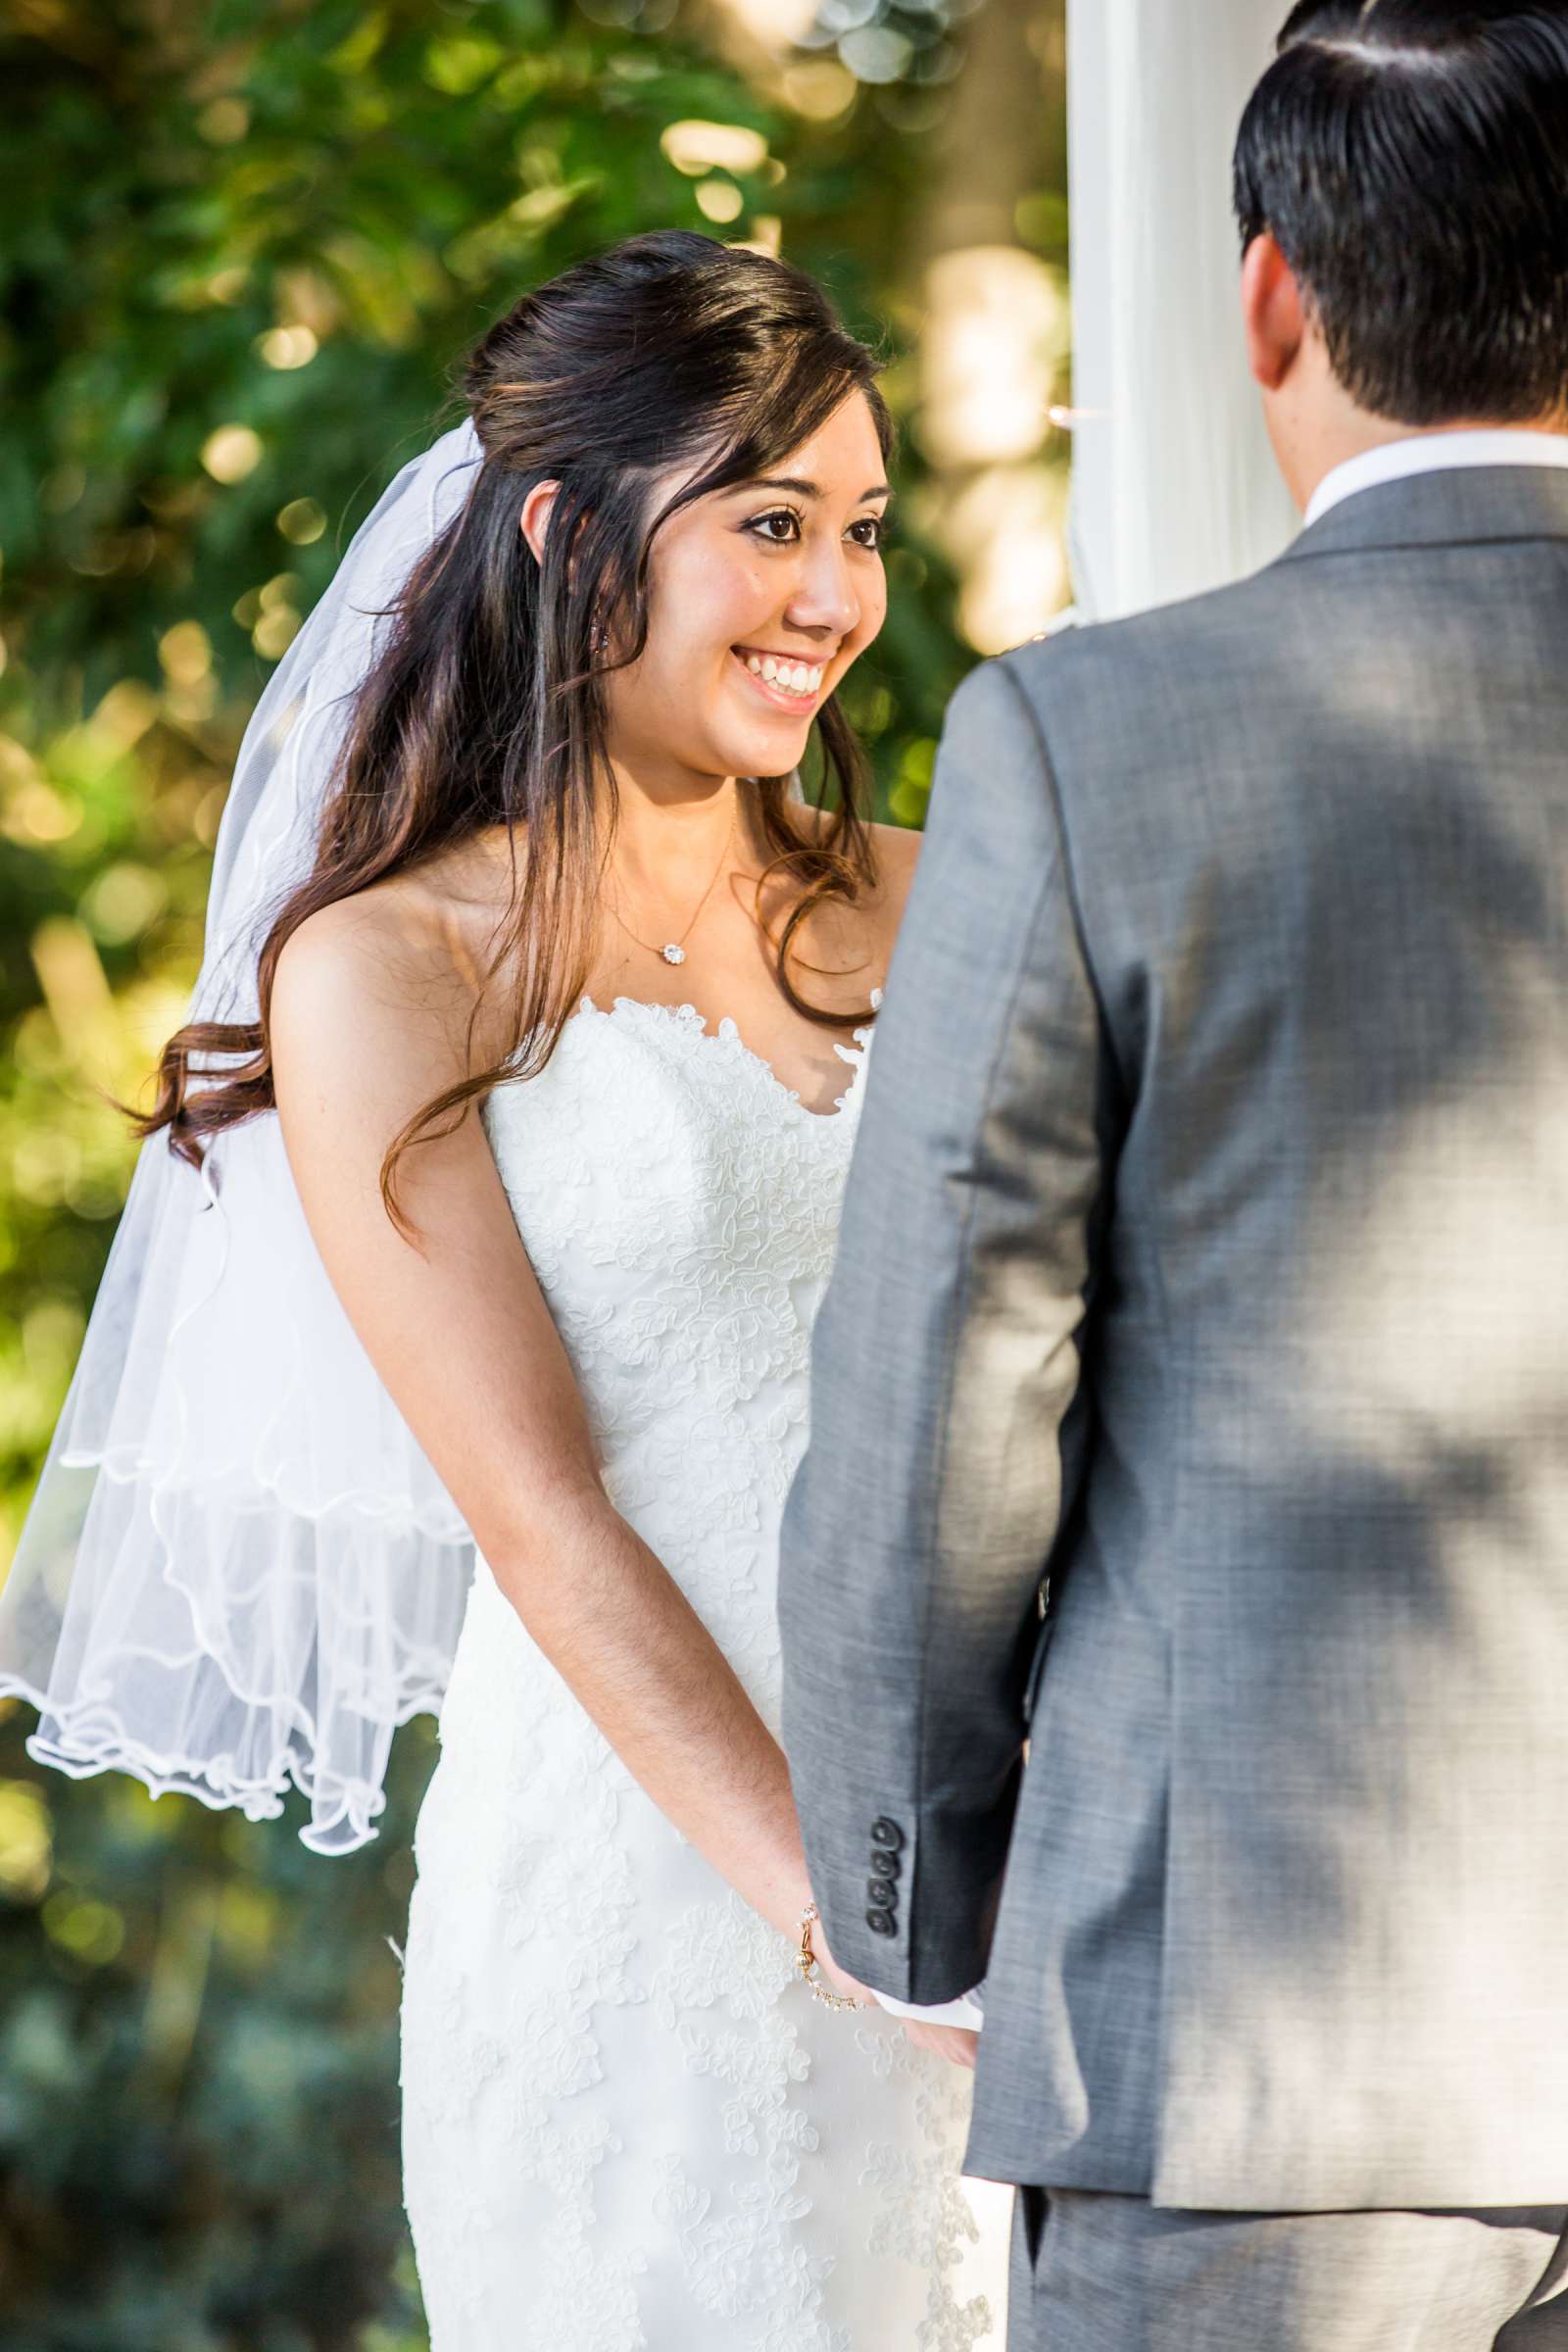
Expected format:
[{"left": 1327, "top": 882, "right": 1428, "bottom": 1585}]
[
  {"left": 0, "top": 5, "right": 1302, "bottom": 1857},
  {"left": 0, "top": 418, "right": 485, "bottom": 1854}
]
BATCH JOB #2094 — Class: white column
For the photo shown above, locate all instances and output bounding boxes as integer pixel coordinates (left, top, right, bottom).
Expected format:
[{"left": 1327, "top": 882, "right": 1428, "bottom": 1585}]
[{"left": 1064, "top": 0, "right": 1300, "bottom": 619}]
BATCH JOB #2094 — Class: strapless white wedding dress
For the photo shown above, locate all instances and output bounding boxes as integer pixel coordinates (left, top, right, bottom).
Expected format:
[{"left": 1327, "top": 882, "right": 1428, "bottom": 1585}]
[{"left": 399, "top": 988, "right": 1011, "bottom": 2351}]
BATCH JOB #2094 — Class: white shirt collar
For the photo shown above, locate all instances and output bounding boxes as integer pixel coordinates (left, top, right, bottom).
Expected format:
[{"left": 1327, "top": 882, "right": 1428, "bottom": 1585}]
[{"left": 1303, "top": 430, "right": 1568, "bottom": 530}]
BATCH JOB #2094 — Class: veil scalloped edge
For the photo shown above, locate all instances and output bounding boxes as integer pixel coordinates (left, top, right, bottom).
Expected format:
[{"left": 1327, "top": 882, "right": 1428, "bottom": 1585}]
[{"left": 0, "top": 421, "right": 486, "bottom": 1854}]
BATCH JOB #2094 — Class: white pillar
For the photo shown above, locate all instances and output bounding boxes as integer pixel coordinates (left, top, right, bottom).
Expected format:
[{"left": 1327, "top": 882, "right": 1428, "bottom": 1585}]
[{"left": 1064, "top": 0, "right": 1300, "bottom": 619}]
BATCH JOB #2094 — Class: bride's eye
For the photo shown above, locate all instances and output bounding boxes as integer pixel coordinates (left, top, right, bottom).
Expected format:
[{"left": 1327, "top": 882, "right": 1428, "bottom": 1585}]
[
  {"left": 850, "top": 514, "right": 891, "bottom": 551},
  {"left": 746, "top": 508, "right": 803, "bottom": 545}
]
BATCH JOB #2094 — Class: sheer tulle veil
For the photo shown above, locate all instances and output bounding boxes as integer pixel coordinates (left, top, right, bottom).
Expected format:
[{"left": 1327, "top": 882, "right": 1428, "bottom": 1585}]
[
  {"left": 0, "top": 2, "right": 1299, "bottom": 1853},
  {"left": 0, "top": 420, "right": 485, "bottom": 1854}
]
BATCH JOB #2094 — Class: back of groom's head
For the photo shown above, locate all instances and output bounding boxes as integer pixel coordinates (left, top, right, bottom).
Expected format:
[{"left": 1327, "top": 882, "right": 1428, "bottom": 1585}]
[{"left": 1234, "top": 1, "right": 1568, "bottom": 426}]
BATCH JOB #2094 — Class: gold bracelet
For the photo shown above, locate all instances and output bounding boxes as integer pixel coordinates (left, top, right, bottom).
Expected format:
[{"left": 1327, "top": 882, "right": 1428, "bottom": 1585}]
[{"left": 796, "top": 1900, "right": 861, "bottom": 2011}]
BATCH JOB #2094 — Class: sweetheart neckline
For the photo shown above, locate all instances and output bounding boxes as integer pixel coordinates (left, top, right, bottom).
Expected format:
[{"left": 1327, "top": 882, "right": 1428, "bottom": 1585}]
[{"left": 567, "top": 988, "right": 883, "bottom": 1125}]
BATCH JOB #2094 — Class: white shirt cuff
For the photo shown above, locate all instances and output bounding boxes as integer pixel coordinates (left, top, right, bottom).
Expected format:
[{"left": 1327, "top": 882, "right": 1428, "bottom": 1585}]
[{"left": 870, "top": 1978, "right": 986, "bottom": 2032}]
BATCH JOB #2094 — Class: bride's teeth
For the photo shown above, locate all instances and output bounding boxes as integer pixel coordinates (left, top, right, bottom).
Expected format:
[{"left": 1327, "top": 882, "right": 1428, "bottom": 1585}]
[{"left": 739, "top": 650, "right": 821, "bottom": 697}]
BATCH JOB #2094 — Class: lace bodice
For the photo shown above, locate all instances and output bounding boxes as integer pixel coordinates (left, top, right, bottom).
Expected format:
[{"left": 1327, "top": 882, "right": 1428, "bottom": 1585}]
[
  {"left": 484, "top": 991, "right": 878, "bottom": 1315},
  {"left": 473, "top": 988, "right": 880, "bottom": 1720},
  {"left": 400, "top": 979, "right": 1011, "bottom": 2349}
]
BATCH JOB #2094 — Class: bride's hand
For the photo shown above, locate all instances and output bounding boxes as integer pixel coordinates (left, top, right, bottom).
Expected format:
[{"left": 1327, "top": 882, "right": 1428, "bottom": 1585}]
[
  {"left": 799, "top": 1903, "right": 978, "bottom": 2064},
  {"left": 901, "top": 2019, "right": 979, "bottom": 2069}
]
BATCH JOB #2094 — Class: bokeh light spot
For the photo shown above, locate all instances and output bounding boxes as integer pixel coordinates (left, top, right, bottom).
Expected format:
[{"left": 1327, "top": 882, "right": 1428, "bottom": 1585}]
[
  {"left": 201, "top": 425, "right": 263, "bottom": 483},
  {"left": 276, "top": 497, "right": 326, "bottom": 545},
  {"left": 257, "top": 325, "right": 319, "bottom": 370},
  {"left": 781, "top": 61, "right": 858, "bottom": 120},
  {"left": 158, "top": 621, "right": 214, "bottom": 684},
  {"left": 42, "top": 1892, "right": 125, "bottom": 1966},
  {"left": 696, "top": 178, "right": 745, "bottom": 223},
  {"left": 80, "top": 862, "right": 170, "bottom": 947},
  {"left": 661, "top": 120, "right": 768, "bottom": 176}
]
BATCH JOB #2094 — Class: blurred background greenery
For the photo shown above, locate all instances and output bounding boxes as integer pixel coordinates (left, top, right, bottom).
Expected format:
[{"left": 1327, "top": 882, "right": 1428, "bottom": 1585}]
[{"left": 0, "top": 0, "right": 1069, "bottom": 2340}]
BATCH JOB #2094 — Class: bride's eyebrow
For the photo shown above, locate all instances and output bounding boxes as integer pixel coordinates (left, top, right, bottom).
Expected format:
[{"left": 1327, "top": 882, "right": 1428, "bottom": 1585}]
[{"left": 735, "top": 475, "right": 894, "bottom": 504}]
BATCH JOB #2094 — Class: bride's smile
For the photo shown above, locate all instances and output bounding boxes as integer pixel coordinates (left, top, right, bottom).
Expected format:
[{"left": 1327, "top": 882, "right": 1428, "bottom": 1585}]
[{"left": 551, "top": 388, "right": 892, "bottom": 800}]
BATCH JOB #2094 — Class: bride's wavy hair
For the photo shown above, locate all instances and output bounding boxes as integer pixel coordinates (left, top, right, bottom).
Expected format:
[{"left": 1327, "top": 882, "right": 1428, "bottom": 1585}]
[{"left": 134, "top": 230, "right": 895, "bottom": 1235}]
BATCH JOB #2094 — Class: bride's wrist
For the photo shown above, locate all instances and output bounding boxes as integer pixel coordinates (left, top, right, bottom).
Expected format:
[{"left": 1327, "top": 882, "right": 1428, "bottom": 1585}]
[
  {"left": 731, "top": 1800, "right": 812, "bottom": 1939},
  {"left": 751, "top": 1860, "right": 816, "bottom": 1946}
]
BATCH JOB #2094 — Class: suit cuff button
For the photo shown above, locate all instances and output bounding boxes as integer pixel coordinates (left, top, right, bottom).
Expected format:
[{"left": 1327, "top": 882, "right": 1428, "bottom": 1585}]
[
  {"left": 866, "top": 1906, "right": 897, "bottom": 1935},
  {"left": 870, "top": 1817, "right": 905, "bottom": 1850}
]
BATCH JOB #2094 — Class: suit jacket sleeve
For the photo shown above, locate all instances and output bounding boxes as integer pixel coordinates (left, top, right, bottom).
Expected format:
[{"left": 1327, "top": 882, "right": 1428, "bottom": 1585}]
[{"left": 777, "top": 649, "right": 1114, "bottom": 2002}]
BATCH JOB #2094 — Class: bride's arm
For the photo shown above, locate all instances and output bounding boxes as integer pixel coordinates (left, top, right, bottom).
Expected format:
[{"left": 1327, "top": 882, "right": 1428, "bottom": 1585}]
[{"left": 270, "top": 894, "right": 870, "bottom": 1999}]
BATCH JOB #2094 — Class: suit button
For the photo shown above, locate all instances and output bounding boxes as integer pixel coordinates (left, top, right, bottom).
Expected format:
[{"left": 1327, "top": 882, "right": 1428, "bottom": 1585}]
[
  {"left": 866, "top": 1907, "right": 896, "bottom": 1936},
  {"left": 870, "top": 1818, "right": 904, "bottom": 1850},
  {"left": 870, "top": 1846, "right": 901, "bottom": 1879},
  {"left": 868, "top": 1877, "right": 897, "bottom": 1906}
]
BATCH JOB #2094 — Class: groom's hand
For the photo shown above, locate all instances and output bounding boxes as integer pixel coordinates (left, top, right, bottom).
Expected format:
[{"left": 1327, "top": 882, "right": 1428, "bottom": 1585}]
[{"left": 902, "top": 2021, "right": 979, "bottom": 2071}]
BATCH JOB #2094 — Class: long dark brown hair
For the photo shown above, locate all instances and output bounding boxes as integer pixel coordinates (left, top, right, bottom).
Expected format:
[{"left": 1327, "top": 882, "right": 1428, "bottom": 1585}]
[{"left": 134, "top": 230, "right": 894, "bottom": 1239}]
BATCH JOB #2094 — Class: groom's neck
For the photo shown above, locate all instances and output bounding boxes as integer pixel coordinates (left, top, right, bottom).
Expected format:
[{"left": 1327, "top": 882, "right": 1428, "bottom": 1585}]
[
  {"left": 1271, "top": 342, "right": 1568, "bottom": 515},
  {"left": 1259, "top": 315, "right": 1568, "bottom": 513}
]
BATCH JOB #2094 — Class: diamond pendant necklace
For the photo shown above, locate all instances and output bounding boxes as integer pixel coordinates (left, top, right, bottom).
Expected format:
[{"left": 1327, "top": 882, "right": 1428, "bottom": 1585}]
[{"left": 607, "top": 800, "right": 738, "bottom": 969}]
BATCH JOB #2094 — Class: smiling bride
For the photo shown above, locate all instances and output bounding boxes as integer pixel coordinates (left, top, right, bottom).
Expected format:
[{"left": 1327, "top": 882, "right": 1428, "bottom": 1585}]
[{"left": 0, "top": 230, "right": 1011, "bottom": 2348}]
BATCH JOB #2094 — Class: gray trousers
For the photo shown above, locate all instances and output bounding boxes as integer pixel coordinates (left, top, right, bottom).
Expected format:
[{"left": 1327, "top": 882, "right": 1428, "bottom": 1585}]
[{"left": 1007, "top": 2186, "right": 1568, "bottom": 2351}]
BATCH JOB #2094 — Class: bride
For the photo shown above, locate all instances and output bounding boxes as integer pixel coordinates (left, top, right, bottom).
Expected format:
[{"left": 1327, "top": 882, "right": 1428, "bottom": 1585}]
[{"left": 0, "top": 230, "right": 1011, "bottom": 2344}]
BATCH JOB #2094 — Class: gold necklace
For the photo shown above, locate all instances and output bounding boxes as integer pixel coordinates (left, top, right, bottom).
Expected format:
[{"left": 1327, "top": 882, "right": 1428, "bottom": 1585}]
[{"left": 606, "top": 800, "right": 738, "bottom": 969}]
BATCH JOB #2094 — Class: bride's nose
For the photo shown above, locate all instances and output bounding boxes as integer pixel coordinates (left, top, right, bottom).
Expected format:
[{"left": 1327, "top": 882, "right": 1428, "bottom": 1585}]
[{"left": 783, "top": 538, "right": 860, "bottom": 641}]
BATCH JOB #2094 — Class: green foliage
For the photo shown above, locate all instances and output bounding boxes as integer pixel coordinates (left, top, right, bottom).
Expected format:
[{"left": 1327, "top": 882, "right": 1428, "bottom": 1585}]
[
  {"left": 1, "top": 0, "right": 968, "bottom": 735},
  {"left": 0, "top": 1709, "right": 438, "bottom": 2348}
]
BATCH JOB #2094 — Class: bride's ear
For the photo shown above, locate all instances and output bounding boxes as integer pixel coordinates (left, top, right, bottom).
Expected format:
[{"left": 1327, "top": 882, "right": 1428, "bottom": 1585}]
[
  {"left": 519, "top": 478, "right": 563, "bottom": 567},
  {"left": 1240, "top": 231, "right": 1306, "bottom": 394}
]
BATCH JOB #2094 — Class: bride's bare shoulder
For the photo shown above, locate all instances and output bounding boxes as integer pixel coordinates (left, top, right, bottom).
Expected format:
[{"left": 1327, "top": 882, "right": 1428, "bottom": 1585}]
[{"left": 270, "top": 839, "right": 518, "bottom": 1072}]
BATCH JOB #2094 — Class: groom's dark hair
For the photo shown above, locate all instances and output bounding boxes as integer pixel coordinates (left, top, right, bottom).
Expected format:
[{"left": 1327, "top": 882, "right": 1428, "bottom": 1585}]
[{"left": 1234, "top": 1, "right": 1568, "bottom": 424}]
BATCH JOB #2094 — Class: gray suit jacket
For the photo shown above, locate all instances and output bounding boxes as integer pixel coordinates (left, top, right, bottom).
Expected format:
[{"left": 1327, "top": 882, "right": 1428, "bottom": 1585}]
[{"left": 777, "top": 466, "right": 1568, "bottom": 2213}]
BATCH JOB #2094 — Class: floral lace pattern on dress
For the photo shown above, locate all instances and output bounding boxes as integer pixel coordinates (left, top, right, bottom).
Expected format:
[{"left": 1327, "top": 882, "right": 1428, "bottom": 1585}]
[{"left": 399, "top": 989, "right": 1010, "bottom": 2349}]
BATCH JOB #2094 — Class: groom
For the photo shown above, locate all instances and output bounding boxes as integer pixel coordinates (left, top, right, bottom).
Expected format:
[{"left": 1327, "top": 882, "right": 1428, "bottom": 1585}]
[{"left": 779, "top": 5, "right": 1568, "bottom": 2345}]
